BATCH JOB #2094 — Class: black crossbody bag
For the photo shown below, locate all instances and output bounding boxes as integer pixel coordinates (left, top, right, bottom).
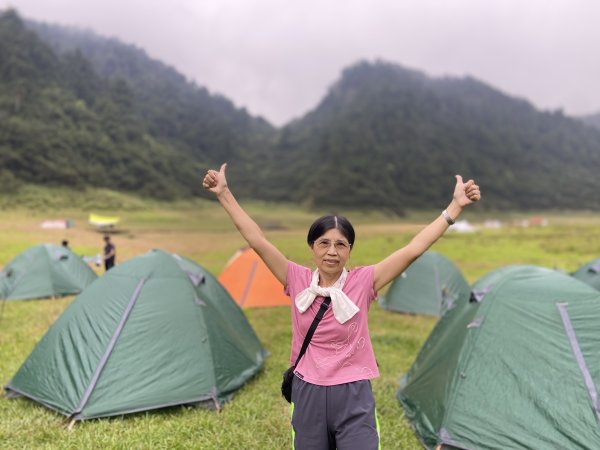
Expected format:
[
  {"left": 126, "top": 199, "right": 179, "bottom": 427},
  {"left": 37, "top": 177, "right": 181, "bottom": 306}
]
[{"left": 281, "top": 297, "right": 331, "bottom": 403}]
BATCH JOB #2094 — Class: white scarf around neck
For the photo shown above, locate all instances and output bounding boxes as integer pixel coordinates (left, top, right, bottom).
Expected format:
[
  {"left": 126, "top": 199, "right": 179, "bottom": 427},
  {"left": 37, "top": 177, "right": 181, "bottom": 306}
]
[{"left": 294, "top": 269, "right": 360, "bottom": 324}]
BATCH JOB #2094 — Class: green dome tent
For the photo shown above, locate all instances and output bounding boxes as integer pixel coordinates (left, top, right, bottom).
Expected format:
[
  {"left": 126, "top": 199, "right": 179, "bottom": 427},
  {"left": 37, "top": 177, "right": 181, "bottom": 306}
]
[
  {"left": 5, "top": 249, "right": 267, "bottom": 420},
  {"left": 0, "top": 244, "right": 97, "bottom": 300},
  {"left": 469, "top": 264, "right": 551, "bottom": 302},
  {"left": 378, "top": 251, "right": 470, "bottom": 317},
  {"left": 399, "top": 265, "right": 600, "bottom": 449},
  {"left": 572, "top": 257, "right": 600, "bottom": 291}
]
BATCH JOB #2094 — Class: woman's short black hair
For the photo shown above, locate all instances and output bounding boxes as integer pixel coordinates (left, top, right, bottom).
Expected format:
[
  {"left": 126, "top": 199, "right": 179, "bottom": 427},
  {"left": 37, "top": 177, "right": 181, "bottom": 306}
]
[{"left": 307, "top": 215, "right": 355, "bottom": 247}]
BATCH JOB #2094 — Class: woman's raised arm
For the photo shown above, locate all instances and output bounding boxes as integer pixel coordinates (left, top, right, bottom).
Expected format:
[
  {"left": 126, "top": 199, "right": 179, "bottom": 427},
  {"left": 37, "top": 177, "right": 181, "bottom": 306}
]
[
  {"left": 373, "top": 175, "right": 481, "bottom": 292},
  {"left": 203, "top": 163, "right": 289, "bottom": 285}
]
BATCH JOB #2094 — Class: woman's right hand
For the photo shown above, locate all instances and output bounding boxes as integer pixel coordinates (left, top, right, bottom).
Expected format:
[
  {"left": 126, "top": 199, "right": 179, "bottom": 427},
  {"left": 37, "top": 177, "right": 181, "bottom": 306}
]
[{"left": 202, "top": 163, "right": 228, "bottom": 196}]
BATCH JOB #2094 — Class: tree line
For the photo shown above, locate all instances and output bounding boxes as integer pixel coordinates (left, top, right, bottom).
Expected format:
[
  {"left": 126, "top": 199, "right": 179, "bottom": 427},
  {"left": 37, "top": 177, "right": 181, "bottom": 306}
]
[{"left": 2, "top": 9, "right": 600, "bottom": 211}]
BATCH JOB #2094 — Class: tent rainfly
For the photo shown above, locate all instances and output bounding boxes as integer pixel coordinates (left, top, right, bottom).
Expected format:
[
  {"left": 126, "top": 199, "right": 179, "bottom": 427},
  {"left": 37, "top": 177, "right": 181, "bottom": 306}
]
[
  {"left": 399, "top": 265, "right": 600, "bottom": 449},
  {"left": 378, "top": 251, "right": 471, "bottom": 317},
  {"left": 0, "top": 244, "right": 97, "bottom": 301},
  {"left": 5, "top": 249, "right": 267, "bottom": 420},
  {"left": 572, "top": 257, "right": 600, "bottom": 291},
  {"left": 218, "top": 247, "right": 290, "bottom": 308}
]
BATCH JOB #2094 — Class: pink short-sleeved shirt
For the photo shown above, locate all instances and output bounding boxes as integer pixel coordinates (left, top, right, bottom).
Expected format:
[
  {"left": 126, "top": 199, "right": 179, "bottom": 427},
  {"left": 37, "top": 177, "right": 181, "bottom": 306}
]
[{"left": 285, "top": 261, "right": 380, "bottom": 386}]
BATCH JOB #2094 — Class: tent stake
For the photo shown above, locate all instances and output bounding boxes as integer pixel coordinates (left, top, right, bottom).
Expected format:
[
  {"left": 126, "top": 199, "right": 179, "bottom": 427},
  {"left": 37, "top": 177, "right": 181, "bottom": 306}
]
[{"left": 67, "top": 419, "right": 77, "bottom": 431}]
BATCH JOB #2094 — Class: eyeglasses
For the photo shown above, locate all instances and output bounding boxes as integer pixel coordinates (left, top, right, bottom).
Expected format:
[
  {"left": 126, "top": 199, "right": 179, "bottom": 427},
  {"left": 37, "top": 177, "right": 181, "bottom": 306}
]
[{"left": 314, "top": 239, "right": 352, "bottom": 252}]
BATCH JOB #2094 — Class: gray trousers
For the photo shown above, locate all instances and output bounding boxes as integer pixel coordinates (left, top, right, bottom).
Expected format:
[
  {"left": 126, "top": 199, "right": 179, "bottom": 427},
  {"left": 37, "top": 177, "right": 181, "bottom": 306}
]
[{"left": 291, "top": 376, "right": 380, "bottom": 450}]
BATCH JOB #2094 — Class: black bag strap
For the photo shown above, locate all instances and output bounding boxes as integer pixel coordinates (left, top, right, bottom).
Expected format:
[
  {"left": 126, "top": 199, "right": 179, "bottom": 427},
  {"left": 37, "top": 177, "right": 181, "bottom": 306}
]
[{"left": 292, "top": 297, "right": 331, "bottom": 368}]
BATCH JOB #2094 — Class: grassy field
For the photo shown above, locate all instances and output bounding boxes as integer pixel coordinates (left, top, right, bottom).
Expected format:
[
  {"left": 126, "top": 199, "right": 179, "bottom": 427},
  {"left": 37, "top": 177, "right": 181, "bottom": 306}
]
[{"left": 2, "top": 195, "right": 600, "bottom": 449}]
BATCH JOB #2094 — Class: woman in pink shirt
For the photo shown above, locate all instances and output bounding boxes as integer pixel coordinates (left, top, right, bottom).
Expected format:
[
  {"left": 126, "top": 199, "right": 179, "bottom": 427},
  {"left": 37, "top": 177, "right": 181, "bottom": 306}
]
[{"left": 203, "top": 163, "right": 481, "bottom": 450}]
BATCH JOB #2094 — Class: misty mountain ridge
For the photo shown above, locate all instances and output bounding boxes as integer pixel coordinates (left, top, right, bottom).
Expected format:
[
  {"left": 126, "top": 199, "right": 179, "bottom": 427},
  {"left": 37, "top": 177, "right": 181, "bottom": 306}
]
[
  {"left": 0, "top": 9, "right": 274, "bottom": 199},
  {"left": 255, "top": 61, "right": 600, "bottom": 210},
  {"left": 3, "top": 9, "right": 600, "bottom": 211}
]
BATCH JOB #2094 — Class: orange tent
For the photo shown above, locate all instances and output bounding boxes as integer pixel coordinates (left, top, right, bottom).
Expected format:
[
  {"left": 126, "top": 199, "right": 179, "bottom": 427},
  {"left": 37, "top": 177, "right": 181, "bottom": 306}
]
[{"left": 218, "top": 247, "right": 291, "bottom": 308}]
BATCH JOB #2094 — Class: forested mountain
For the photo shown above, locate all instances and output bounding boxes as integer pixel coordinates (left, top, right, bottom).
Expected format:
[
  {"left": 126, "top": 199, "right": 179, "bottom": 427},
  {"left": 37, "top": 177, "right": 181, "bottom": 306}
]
[
  {"left": 26, "top": 17, "right": 276, "bottom": 191},
  {"left": 0, "top": 9, "right": 274, "bottom": 199},
  {"left": 3, "top": 9, "right": 600, "bottom": 210},
  {"left": 579, "top": 112, "right": 600, "bottom": 130},
  {"left": 259, "top": 62, "right": 600, "bottom": 211}
]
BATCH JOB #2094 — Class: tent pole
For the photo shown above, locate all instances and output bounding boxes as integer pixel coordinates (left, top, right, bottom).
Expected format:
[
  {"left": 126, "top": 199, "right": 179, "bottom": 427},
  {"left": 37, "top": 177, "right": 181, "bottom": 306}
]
[{"left": 73, "top": 278, "right": 146, "bottom": 417}]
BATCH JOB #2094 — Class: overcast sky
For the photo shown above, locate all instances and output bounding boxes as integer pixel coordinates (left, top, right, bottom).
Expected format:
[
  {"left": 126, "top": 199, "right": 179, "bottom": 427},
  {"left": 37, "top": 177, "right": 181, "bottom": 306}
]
[{"left": 3, "top": 0, "right": 600, "bottom": 125}]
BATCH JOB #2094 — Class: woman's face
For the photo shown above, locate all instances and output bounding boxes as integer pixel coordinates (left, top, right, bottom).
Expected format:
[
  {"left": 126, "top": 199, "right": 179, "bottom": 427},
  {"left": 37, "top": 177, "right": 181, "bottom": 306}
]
[{"left": 310, "top": 228, "right": 352, "bottom": 277}]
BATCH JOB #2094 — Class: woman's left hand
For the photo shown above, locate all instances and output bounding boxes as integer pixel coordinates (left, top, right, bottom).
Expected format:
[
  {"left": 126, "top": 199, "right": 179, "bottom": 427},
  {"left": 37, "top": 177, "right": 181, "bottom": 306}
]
[{"left": 453, "top": 175, "right": 481, "bottom": 207}]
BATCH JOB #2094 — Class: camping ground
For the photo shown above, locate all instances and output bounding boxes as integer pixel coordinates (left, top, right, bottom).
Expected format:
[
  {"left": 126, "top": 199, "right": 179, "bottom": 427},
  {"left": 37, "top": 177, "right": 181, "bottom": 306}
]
[{"left": 2, "top": 198, "right": 600, "bottom": 449}]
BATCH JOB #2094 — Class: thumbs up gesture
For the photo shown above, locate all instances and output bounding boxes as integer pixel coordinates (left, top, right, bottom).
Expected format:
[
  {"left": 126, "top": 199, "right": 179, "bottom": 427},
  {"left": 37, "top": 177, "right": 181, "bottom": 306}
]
[
  {"left": 202, "top": 163, "right": 228, "bottom": 196},
  {"left": 453, "top": 175, "right": 481, "bottom": 207}
]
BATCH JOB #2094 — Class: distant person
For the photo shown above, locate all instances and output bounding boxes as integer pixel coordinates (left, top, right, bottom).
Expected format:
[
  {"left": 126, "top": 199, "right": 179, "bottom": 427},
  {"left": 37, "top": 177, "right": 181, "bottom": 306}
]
[
  {"left": 57, "top": 239, "right": 71, "bottom": 261},
  {"left": 102, "top": 235, "right": 116, "bottom": 271},
  {"left": 203, "top": 163, "right": 481, "bottom": 449}
]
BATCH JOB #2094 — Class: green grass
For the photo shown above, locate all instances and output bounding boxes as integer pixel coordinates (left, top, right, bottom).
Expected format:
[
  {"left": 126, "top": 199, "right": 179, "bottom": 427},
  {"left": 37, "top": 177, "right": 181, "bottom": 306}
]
[{"left": 2, "top": 200, "right": 600, "bottom": 449}]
